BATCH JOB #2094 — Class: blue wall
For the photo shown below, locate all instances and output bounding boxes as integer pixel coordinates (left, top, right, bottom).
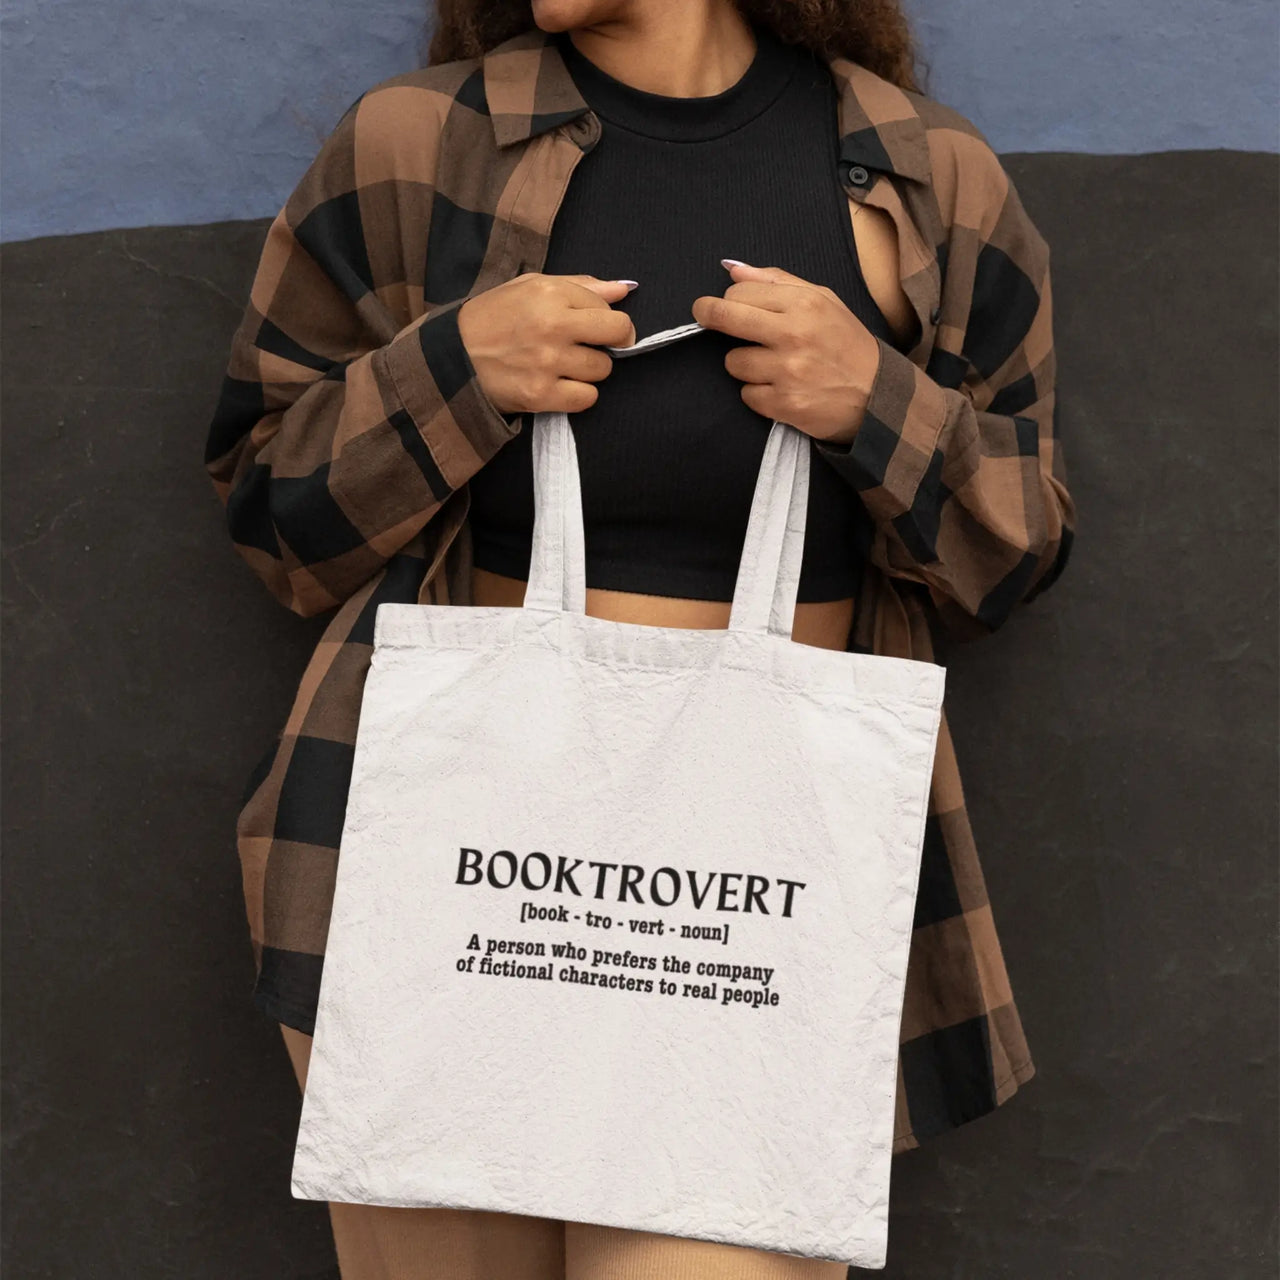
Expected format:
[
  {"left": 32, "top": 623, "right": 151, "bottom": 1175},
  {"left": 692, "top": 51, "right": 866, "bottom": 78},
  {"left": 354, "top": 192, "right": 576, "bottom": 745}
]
[{"left": 2, "top": 0, "right": 1277, "bottom": 243}]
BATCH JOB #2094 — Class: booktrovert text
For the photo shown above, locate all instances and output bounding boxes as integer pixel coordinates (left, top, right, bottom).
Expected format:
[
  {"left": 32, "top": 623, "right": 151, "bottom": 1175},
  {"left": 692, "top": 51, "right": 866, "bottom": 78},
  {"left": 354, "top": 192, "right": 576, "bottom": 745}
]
[{"left": 456, "top": 846, "right": 807, "bottom": 918}]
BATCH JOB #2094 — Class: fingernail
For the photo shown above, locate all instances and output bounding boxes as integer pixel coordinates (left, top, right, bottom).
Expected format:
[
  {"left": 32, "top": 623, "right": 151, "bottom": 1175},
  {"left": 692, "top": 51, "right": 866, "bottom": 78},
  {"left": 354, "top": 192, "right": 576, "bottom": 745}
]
[
  {"left": 617, "top": 279, "right": 639, "bottom": 291},
  {"left": 721, "top": 258, "right": 749, "bottom": 269}
]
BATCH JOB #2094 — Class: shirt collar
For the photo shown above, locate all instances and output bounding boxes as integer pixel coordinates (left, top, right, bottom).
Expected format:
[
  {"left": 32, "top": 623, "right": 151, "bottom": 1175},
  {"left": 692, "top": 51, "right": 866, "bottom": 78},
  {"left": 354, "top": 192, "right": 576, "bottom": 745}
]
[{"left": 482, "top": 27, "right": 933, "bottom": 187}]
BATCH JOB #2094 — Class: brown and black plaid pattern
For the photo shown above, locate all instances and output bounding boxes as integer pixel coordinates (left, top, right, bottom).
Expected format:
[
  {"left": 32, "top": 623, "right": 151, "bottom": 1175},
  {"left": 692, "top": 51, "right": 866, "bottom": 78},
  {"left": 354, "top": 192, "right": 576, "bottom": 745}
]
[{"left": 204, "top": 27, "right": 1076, "bottom": 1155}]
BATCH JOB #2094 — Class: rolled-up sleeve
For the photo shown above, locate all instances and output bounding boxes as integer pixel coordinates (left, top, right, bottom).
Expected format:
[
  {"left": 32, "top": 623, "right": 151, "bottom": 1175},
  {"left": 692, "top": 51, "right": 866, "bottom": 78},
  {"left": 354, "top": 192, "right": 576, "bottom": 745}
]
[
  {"left": 816, "top": 152, "right": 1076, "bottom": 643},
  {"left": 203, "top": 92, "right": 519, "bottom": 618}
]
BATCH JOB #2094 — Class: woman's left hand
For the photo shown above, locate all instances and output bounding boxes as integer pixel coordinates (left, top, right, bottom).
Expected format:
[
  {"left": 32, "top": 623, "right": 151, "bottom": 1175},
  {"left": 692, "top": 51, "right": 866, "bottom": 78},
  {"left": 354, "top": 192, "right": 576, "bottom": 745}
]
[{"left": 690, "top": 260, "right": 882, "bottom": 447}]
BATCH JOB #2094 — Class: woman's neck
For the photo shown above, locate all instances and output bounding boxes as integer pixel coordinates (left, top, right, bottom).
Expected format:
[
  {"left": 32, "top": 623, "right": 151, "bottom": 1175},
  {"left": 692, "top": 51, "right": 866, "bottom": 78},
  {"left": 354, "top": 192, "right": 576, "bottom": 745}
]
[
  {"left": 552, "top": 19, "right": 795, "bottom": 142},
  {"left": 540, "top": 0, "right": 757, "bottom": 100}
]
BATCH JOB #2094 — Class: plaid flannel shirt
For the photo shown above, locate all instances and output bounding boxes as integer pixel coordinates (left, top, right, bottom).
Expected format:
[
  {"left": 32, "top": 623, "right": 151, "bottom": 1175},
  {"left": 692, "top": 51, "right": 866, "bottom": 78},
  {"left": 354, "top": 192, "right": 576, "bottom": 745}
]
[{"left": 204, "top": 26, "right": 1075, "bottom": 1154}]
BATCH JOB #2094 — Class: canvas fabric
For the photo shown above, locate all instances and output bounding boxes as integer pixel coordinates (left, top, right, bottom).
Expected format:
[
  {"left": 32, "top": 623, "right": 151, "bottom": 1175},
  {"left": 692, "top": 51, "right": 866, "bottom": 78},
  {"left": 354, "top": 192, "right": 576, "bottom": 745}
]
[{"left": 289, "top": 320, "right": 946, "bottom": 1266}]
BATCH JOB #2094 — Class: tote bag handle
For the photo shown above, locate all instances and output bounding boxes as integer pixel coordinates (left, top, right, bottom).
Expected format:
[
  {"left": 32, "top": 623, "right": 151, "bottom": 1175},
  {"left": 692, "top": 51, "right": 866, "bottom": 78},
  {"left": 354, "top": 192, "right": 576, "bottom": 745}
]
[{"left": 522, "top": 321, "right": 811, "bottom": 642}]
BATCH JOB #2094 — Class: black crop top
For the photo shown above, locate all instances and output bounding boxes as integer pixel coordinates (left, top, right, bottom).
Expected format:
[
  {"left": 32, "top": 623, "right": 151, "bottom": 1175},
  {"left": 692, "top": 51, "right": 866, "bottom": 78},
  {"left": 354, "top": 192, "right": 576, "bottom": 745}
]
[{"left": 466, "top": 22, "right": 903, "bottom": 603}]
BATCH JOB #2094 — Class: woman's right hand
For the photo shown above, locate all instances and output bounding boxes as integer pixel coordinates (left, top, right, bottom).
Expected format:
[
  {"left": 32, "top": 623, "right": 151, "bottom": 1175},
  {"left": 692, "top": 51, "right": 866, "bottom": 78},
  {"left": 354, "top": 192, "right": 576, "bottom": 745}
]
[{"left": 457, "top": 274, "right": 638, "bottom": 416}]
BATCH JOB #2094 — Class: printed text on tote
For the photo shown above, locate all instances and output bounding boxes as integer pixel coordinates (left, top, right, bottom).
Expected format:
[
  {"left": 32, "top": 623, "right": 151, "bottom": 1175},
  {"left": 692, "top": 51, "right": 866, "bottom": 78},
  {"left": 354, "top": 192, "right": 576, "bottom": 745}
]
[{"left": 452, "top": 846, "right": 809, "bottom": 1012}]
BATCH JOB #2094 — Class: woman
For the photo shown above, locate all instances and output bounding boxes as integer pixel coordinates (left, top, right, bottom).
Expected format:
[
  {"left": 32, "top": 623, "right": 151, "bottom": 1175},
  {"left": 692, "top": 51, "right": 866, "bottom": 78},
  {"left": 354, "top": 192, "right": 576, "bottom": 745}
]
[{"left": 205, "top": 0, "right": 1075, "bottom": 1275}]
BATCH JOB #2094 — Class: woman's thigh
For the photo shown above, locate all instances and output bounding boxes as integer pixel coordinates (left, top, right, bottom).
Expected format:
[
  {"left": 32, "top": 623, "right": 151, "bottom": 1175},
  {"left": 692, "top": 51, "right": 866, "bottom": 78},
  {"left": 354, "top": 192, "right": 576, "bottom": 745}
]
[
  {"left": 279, "top": 1023, "right": 564, "bottom": 1280},
  {"left": 564, "top": 1223, "right": 849, "bottom": 1280}
]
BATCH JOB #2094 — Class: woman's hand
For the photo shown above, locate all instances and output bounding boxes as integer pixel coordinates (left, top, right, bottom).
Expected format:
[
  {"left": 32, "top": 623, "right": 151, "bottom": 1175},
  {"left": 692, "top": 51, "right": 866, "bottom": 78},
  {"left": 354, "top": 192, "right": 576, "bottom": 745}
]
[
  {"left": 458, "top": 273, "right": 638, "bottom": 417},
  {"left": 690, "top": 261, "right": 882, "bottom": 446}
]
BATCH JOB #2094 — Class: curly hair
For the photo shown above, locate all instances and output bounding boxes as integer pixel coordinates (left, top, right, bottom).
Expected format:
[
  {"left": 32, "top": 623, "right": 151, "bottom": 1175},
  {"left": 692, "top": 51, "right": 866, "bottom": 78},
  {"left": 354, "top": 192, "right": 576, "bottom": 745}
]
[{"left": 424, "top": 0, "right": 926, "bottom": 94}]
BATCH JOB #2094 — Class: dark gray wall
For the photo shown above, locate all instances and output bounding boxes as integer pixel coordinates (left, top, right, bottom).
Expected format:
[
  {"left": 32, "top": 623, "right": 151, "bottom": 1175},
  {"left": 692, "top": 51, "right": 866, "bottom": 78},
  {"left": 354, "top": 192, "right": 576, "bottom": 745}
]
[{"left": 2, "top": 151, "right": 1277, "bottom": 1276}]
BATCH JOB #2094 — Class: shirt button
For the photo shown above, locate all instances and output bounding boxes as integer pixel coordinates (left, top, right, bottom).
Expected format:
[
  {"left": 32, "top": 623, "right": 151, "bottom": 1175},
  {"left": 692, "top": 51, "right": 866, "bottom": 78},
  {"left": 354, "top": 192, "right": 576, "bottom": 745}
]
[{"left": 848, "top": 164, "right": 871, "bottom": 187}]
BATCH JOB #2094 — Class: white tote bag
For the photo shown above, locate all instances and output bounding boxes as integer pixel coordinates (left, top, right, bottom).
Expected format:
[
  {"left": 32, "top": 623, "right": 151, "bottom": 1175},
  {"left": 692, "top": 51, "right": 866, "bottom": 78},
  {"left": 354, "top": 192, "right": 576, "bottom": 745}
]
[{"left": 289, "top": 320, "right": 946, "bottom": 1269}]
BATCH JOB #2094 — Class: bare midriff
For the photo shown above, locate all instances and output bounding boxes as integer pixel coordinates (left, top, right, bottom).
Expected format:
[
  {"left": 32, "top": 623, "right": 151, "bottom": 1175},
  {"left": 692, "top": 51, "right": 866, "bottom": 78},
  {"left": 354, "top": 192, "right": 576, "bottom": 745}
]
[{"left": 470, "top": 566, "right": 856, "bottom": 652}]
